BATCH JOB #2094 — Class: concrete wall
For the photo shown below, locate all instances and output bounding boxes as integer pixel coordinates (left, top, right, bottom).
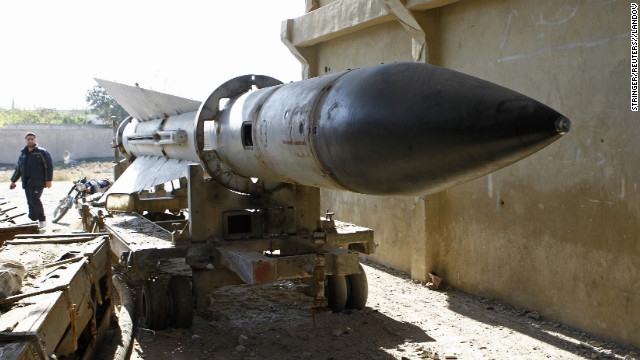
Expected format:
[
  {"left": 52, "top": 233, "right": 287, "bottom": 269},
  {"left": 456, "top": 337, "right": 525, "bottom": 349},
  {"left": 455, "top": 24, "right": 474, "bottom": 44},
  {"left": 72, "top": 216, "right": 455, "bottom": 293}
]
[
  {"left": 286, "top": 0, "right": 639, "bottom": 348},
  {"left": 0, "top": 124, "right": 114, "bottom": 164},
  {"left": 429, "top": 0, "right": 638, "bottom": 348}
]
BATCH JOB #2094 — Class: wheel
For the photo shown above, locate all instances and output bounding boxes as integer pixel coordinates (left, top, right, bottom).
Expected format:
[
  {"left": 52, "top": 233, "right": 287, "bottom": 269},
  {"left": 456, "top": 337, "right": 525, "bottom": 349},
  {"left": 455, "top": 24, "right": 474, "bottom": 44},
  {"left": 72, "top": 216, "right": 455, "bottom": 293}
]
[
  {"left": 168, "top": 276, "right": 193, "bottom": 328},
  {"left": 345, "top": 264, "right": 368, "bottom": 309},
  {"left": 326, "top": 275, "right": 348, "bottom": 312},
  {"left": 141, "top": 278, "right": 168, "bottom": 330},
  {"left": 52, "top": 195, "right": 73, "bottom": 223}
]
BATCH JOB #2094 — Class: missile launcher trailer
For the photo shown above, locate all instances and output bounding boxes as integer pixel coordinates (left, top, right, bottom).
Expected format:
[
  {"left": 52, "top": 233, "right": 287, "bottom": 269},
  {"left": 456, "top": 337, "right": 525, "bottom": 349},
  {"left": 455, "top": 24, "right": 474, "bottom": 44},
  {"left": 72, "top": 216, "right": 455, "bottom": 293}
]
[{"left": 85, "top": 62, "right": 569, "bottom": 329}]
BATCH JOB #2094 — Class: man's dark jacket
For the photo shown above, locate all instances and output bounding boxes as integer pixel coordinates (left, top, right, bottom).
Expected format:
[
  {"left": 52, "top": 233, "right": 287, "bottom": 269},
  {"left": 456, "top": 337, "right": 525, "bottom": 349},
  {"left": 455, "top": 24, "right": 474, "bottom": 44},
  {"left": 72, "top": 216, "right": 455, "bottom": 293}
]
[{"left": 11, "top": 145, "right": 54, "bottom": 188}]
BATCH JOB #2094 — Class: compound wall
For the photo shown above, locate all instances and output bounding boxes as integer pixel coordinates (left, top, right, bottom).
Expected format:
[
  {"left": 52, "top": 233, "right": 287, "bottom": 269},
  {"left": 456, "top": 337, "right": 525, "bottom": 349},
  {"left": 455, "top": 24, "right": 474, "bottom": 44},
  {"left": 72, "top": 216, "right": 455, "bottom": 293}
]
[{"left": 0, "top": 124, "right": 114, "bottom": 164}]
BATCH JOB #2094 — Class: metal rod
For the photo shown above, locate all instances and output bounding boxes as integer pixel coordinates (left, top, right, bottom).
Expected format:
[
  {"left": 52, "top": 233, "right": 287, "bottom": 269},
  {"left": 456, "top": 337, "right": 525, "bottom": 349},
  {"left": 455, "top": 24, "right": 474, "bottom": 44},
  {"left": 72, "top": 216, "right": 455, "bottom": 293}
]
[
  {"left": 0, "top": 213, "right": 25, "bottom": 222},
  {"left": 7, "top": 236, "right": 99, "bottom": 245},
  {"left": 14, "top": 232, "right": 109, "bottom": 239},
  {"left": 44, "top": 257, "right": 84, "bottom": 268},
  {"left": 0, "top": 206, "right": 17, "bottom": 214},
  {"left": 0, "top": 285, "right": 69, "bottom": 305}
]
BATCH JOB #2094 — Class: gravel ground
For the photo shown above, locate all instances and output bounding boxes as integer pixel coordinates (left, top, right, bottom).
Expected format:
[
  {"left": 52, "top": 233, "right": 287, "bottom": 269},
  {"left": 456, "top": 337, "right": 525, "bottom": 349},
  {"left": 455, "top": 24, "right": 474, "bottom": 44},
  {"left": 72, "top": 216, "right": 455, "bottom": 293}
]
[{"left": 2, "top": 179, "right": 639, "bottom": 360}]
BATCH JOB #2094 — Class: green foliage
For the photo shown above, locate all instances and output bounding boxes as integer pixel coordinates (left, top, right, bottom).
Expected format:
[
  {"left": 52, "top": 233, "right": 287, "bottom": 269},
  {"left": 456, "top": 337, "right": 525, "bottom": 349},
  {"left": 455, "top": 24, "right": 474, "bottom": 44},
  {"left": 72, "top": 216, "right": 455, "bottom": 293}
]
[
  {"left": 0, "top": 108, "right": 89, "bottom": 126},
  {"left": 86, "top": 85, "right": 128, "bottom": 122}
]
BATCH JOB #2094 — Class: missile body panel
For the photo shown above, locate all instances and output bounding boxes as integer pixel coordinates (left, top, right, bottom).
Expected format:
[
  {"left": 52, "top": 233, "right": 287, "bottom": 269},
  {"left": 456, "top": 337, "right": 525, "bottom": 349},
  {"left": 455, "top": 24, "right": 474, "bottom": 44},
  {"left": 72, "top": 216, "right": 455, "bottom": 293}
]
[{"left": 215, "top": 72, "right": 350, "bottom": 190}]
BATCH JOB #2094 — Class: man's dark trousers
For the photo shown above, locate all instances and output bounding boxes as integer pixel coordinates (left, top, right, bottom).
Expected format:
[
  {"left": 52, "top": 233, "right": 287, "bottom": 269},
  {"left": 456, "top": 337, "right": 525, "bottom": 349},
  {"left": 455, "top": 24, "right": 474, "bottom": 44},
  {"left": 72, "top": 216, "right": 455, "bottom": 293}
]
[{"left": 25, "top": 186, "right": 45, "bottom": 221}]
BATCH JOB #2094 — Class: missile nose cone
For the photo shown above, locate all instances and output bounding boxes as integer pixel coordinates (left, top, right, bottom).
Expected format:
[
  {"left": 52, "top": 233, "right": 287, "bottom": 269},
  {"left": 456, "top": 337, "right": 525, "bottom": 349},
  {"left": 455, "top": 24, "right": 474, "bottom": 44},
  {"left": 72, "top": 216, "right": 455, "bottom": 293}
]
[
  {"left": 313, "top": 63, "right": 570, "bottom": 196},
  {"left": 555, "top": 117, "right": 571, "bottom": 135}
]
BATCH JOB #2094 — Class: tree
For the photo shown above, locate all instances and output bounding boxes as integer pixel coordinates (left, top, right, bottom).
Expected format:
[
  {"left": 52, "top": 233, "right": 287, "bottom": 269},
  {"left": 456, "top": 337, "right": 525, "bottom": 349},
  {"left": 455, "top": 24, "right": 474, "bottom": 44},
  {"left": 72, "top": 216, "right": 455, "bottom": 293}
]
[
  {"left": 0, "top": 108, "right": 88, "bottom": 126},
  {"left": 85, "top": 85, "right": 128, "bottom": 122}
]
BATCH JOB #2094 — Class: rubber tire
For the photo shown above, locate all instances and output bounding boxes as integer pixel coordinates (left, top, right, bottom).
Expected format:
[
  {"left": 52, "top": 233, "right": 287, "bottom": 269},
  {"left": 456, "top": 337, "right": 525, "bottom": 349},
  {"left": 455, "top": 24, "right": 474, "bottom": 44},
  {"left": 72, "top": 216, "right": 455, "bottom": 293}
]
[
  {"left": 141, "top": 278, "right": 168, "bottom": 330},
  {"left": 168, "top": 276, "right": 193, "bottom": 328},
  {"left": 326, "top": 275, "right": 348, "bottom": 312},
  {"left": 52, "top": 195, "right": 73, "bottom": 223},
  {"left": 346, "top": 264, "right": 368, "bottom": 310}
]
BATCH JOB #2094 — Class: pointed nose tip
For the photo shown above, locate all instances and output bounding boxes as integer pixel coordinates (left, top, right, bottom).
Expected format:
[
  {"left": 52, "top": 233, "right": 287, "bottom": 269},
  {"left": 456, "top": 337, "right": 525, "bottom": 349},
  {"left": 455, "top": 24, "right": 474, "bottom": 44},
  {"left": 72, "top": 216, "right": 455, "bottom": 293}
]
[{"left": 555, "top": 117, "right": 571, "bottom": 135}]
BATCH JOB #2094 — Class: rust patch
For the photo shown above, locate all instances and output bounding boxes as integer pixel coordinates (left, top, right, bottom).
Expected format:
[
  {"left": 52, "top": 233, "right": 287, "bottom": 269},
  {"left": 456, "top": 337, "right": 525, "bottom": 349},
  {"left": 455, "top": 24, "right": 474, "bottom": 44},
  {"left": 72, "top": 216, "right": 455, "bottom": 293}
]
[
  {"left": 257, "top": 157, "right": 269, "bottom": 170},
  {"left": 253, "top": 261, "right": 276, "bottom": 284},
  {"left": 282, "top": 140, "right": 307, "bottom": 145}
]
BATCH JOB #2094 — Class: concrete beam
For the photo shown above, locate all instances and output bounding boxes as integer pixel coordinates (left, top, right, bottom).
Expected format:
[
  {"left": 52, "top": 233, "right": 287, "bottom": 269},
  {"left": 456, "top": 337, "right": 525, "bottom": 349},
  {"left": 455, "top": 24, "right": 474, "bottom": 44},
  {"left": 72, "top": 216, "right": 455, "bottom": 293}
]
[
  {"left": 281, "top": 0, "right": 457, "bottom": 78},
  {"left": 281, "top": 19, "right": 314, "bottom": 79},
  {"left": 283, "top": 0, "right": 459, "bottom": 48},
  {"left": 385, "top": 0, "right": 428, "bottom": 62}
]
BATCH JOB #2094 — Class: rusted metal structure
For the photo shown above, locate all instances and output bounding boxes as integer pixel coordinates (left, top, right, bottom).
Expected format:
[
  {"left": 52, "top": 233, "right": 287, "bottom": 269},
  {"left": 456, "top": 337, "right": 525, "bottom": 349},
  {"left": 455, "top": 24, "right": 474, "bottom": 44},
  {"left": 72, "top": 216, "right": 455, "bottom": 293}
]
[
  {"left": 85, "top": 62, "right": 569, "bottom": 329},
  {"left": 0, "top": 233, "right": 113, "bottom": 359}
]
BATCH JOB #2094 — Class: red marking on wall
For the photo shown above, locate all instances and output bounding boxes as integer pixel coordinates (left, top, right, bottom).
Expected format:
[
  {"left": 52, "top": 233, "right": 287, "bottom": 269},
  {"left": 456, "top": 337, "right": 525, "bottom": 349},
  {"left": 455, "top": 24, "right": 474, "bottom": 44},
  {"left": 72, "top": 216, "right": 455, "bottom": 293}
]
[{"left": 282, "top": 140, "right": 307, "bottom": 145}]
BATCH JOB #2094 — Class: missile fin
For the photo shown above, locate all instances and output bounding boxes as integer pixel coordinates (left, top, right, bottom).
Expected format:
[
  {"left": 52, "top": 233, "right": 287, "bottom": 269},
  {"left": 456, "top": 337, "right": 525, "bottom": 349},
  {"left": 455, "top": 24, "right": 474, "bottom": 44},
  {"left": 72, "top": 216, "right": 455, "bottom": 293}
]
[
  {"left": 102, "top": 155, "right": 197, "bottom": 198},
  {"left": 95, "top": 79, "right": 201, "bottom": 121}
]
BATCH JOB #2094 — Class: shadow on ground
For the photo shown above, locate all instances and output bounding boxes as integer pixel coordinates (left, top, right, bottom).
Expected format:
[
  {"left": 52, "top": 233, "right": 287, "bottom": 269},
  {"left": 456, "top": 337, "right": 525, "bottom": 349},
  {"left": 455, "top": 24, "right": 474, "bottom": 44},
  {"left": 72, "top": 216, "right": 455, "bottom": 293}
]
[
  {"left": 363, "top": 259, "right": 639, "bottom": 359},
  {"left": 131, "top": 279, "right": 435, "bottom": 360}
]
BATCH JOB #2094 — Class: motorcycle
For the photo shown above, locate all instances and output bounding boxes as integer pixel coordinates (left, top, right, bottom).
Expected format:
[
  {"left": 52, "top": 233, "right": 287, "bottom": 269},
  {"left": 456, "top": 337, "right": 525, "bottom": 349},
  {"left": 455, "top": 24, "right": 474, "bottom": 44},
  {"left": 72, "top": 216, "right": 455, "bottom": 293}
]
[{"left": 52, "top": 168, "right": 113, "bottom": 223}]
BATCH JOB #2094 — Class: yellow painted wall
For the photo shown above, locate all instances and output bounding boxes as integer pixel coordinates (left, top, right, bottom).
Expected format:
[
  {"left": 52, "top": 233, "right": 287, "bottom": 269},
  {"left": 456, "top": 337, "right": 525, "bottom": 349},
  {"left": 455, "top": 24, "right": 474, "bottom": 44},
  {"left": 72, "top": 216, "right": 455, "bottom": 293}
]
[
  {"left": 430, "top": 0, "right": 638, "bottom": 347},
  {"left": 316, "top": 21, "right": 412, "bottom": 74},
  {"left": 290, "top": 0, "right": 639, "bottom": 348}
]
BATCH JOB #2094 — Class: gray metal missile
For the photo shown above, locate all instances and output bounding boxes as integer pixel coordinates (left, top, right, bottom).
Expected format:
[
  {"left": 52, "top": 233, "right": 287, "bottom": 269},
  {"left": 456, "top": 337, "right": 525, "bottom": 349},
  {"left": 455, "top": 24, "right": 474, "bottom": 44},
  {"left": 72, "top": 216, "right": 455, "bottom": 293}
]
[{"left": 97, "top": 62, "right": 570, "bottom": 196}]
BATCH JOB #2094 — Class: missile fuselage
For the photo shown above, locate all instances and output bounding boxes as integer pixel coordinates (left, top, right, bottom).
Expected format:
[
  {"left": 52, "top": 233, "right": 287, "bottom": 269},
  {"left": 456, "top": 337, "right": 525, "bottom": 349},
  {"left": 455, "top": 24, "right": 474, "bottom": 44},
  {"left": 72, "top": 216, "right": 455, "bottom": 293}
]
[{"left": 99, "top": 62, "right": 570, "bottom": 197}]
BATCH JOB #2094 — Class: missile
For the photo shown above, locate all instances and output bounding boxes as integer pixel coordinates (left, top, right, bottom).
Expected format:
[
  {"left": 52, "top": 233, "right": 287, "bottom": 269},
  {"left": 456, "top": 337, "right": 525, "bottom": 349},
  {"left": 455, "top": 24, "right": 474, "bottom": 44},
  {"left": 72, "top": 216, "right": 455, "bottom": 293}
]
[{"left": 97, "top": 62, "right": 570, "bottom": 196}]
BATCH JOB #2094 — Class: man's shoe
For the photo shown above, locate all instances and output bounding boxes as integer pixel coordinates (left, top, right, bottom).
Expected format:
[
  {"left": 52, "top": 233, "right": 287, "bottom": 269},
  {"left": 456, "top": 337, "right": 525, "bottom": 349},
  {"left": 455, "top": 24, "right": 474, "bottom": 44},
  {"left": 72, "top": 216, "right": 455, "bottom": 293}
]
[{"left": 39, "top": 220, "right": 47, "bottom": 228}]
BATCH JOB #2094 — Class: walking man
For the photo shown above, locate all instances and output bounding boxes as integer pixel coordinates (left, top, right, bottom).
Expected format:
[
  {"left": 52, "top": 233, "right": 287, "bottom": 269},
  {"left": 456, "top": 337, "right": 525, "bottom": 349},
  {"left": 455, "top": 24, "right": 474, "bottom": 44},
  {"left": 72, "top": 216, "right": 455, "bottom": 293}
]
[{"left": 9, "top": 132, "right": 53, "bottom": 228}]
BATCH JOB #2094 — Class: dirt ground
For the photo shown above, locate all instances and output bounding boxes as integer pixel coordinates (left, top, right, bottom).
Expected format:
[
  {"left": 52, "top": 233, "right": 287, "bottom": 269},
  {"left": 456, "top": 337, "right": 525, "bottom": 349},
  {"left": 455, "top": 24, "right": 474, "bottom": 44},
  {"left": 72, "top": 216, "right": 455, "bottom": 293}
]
[
  {"left": 120, "top": 265, "right": 640, "bottom": 360},
  {"left": 1, "top": 167, "right": 639, "bottom": 360}
]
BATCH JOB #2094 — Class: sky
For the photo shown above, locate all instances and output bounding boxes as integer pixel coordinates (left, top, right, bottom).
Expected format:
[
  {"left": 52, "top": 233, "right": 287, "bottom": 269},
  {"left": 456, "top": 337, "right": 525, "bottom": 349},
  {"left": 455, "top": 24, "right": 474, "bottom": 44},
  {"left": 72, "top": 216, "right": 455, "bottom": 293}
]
[{"left": 0, "top": 1, "right": 304, "bottom": 110}]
